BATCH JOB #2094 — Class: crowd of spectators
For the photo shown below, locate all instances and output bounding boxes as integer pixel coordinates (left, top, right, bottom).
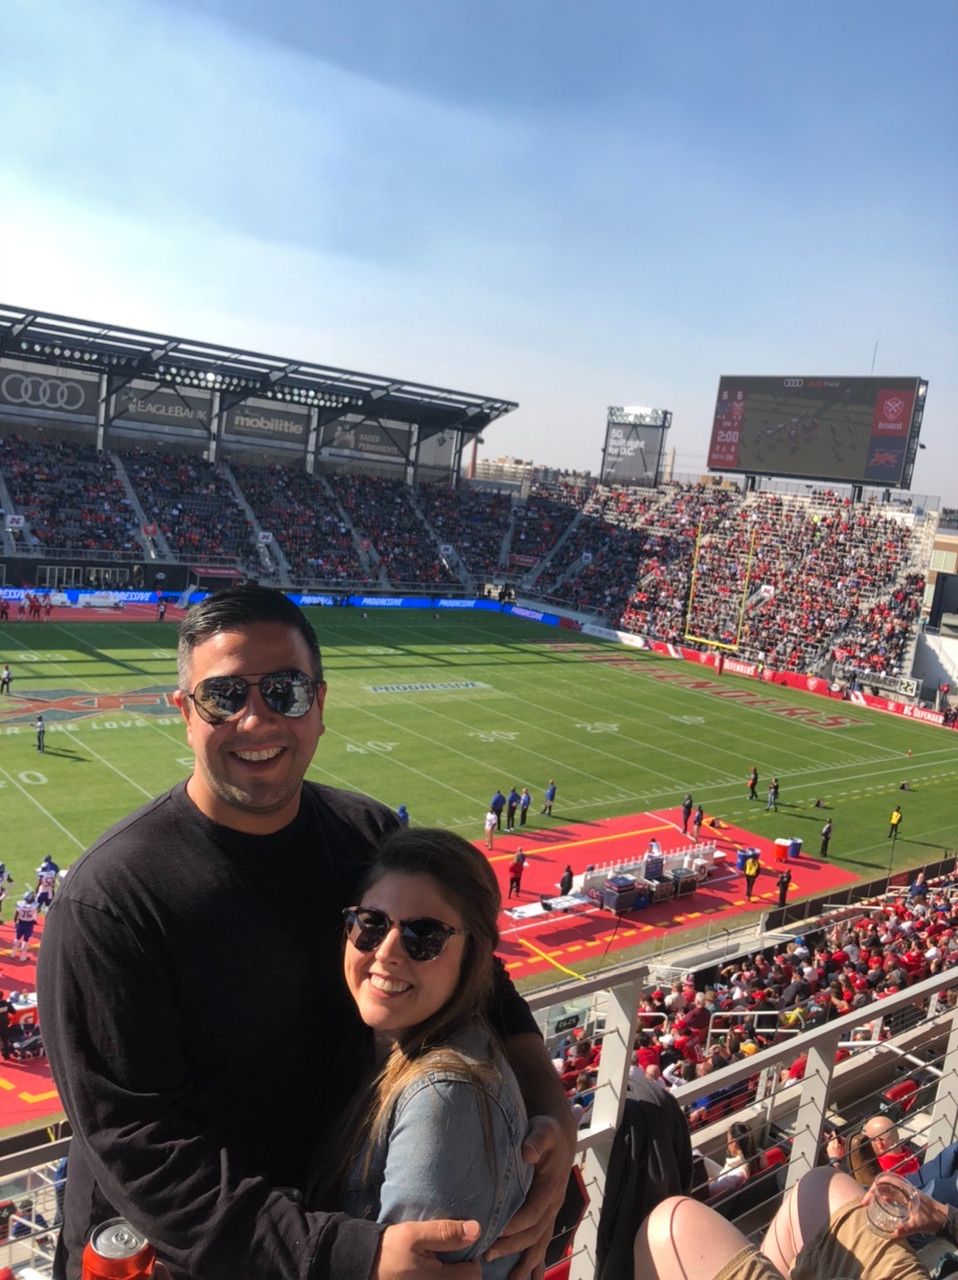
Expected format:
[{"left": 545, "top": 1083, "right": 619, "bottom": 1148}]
[
  {"left": 232, "top": 463, "right": 365, "bottom": 584},
  {"left": 0, "top": 435, "right": 140, "bottom": 553},
  {"left": 0, "top": 437, "right": 931, "bottom": 681},
  {"left": 120, "top": 448, "right": 260, "bottom": 566},
  {"left": 507, "top": 484, "right": 580, "bottom": 568},
  {"left": 831, "top": 571, "right": 926, "bottom": 676},
  {"left": 616, "top": 486, "right": 742, "bottom": 640},
  {"left": 559, "top": 876, "right": 958, "bottom": 1148},
  {"left": 336, "top": 474, "right": 457, "bottom": 587},
  {"left": 616, "top": 490, "right": 926, "bottom": 676},
  {"left": 548, "top": 524, "right": 654, "bottom": 617},
  {"left": 534, "top": 484, "right": 662, "bottom": 604},
  {"left": 415, "top": 483, "right": 512, "bottom": 579}
]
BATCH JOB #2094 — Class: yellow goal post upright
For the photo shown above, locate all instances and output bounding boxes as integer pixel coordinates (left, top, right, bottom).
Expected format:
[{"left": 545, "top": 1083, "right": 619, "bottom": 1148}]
[{"left": 683, "top": 522, "right": 759, "bottom": 655}]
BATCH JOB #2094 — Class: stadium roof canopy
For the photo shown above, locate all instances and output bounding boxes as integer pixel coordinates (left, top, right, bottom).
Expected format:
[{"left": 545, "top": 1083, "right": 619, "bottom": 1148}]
[{"left": 0, "top": 304, "right": 518, "bottom": 442}]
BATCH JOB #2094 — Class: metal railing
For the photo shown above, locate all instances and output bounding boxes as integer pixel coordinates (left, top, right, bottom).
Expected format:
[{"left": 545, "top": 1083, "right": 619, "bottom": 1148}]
[
  {"left": 525, "top": 961, "right": 958, "bottom": 1279},
  {"left": 3, "top": 962, "right": 958, "bottom": 1276}
]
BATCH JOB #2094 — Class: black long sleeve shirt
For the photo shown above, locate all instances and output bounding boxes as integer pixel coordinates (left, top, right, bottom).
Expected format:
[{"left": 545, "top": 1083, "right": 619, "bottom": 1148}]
[{"left": 38, "top": 782, "right": 535, "bottom": 1280}]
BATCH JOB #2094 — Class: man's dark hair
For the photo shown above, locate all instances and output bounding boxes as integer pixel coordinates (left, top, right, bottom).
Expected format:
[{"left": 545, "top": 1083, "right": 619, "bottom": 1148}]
[{"left": 177, "top": 585, "right": 323, "bottom": 686}]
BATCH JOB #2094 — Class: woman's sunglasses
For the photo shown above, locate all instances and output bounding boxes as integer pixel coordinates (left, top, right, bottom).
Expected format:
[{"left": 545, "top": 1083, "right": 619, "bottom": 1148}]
[
  {"left": 183, "top": 669, "right": 317, "bottom": 725},
  {"left": 343, "top": 906, "right": 466, "bottom": 963}
]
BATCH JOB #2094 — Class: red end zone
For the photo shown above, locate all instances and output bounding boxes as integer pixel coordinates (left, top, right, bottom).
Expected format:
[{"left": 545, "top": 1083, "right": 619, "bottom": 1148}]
[
  {"left": 0, "top": 918, "right": 61, "bottom": 1131},
  {"left": 488, "top": 809, "right": 859, "bottom": 982}
]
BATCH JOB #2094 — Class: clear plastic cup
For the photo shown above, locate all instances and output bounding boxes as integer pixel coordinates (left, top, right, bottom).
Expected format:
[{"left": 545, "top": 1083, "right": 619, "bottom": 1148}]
[{"left": 866, "top": 1172, "right": 918, "bottom": 1237}]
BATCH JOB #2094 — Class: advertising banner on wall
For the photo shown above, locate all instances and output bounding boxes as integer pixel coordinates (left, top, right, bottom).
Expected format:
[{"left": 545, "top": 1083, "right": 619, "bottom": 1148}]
[
  {"left": 321, "top": 419, "right": 411, "bottom": 459},
  {"left": 113, "top": 383, "right": 211, "bottom": 430},
  {"left": 225, "top": 400, "right": 307, "bottom": 441},
  {"left": 0, "top": 366, "right": 99, "bottom": 417}
]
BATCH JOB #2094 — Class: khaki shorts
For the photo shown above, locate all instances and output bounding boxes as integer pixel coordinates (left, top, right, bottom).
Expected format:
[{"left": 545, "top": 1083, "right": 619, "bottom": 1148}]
[{"left": 713, "top": 1201, "right": 928, "bottom": 1280}]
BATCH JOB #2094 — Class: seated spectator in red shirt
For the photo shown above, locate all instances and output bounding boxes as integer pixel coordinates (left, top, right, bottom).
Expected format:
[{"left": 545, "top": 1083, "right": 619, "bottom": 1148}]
[
  {"left": 863, "top": 1115, "right": 922, "bottom": 1177},
  {"left": 779, "top": 1052, "right": 808, "bottom": 1084},
  {"left": 684, "top": 991, "right": 711, "bottom": 1033},
  {"left": 635, "top": 1032, "right": 661, "bottom": 1071}
]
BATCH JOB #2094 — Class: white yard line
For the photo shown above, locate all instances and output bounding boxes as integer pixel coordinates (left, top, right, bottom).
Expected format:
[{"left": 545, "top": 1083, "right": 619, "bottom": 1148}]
[
  {"left": 0, "top": 766, "right": 85, "bottom": 849},
  {"left": 57, "top": 727, "right": 154, "bottom": 799}
]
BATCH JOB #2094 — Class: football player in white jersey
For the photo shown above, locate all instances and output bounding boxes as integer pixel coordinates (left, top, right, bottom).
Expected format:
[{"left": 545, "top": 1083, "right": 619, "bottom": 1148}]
[{"left": 12, "top": 892, "right": 39, "bottom": 962}]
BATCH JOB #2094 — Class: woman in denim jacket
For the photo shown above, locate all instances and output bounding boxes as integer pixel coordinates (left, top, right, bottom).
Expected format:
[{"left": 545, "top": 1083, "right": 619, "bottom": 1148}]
[{"left": 314, "top": 827, "right": 532, "bottom": 1279}]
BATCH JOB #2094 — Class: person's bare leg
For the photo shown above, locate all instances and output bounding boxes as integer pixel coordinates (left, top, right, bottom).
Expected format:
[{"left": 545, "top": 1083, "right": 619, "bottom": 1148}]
[
  {"left": 762, "top": 1167, "right": 863, "bottom": 1274},
  {"left": 634, "top": 1196, "right": 767, "bottom": 1279}
]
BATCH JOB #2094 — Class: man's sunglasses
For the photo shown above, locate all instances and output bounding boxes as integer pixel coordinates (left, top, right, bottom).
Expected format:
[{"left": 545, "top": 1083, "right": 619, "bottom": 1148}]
[
  {"left": 343, "top": 906, "right": 466, "bottom": 963},
  {"left": 183, "top": 669, "right": 318, "bottom": 725}
]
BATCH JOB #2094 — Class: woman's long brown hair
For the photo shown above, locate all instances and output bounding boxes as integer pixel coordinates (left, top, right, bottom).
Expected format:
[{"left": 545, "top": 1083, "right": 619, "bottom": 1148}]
[{"left": 309, "top": 826, "right": 504, "bottom": 1207}]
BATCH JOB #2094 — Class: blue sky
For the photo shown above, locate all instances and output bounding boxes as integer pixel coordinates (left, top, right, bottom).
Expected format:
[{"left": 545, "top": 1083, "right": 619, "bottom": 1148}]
[{"left": 2, "top": 0, "right": 956, "bottom": 500}]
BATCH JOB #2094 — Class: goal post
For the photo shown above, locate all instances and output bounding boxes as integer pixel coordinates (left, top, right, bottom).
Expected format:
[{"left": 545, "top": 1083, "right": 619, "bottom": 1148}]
[{"left": 683, "top": 523, "right": 759, "bottom": 652}]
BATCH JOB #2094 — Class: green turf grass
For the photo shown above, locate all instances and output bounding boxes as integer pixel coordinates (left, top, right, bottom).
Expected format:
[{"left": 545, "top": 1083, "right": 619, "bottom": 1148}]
[{"left": 0, "top": 611, "right": 956, "bottom": 914}]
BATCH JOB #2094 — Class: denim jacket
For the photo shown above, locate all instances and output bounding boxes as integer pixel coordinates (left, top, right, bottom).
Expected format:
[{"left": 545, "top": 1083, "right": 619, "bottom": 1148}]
[{"left": 341, "top": 1021, "right": 532, "bottom": 1279}]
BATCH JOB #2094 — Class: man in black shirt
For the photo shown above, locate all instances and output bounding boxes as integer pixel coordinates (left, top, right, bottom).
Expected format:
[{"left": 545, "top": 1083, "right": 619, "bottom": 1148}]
[{"left": 39, "top": 586, "right": 574, "bottom": 1280}]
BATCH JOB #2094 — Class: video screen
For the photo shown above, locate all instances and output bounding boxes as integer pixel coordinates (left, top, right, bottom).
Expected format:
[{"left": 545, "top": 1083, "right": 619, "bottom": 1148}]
[
  {"left": 707, "top": 376, "right": 923, "bottom": 486},
  {"left": 601, "top": 421, "right": 664, "bottom": 486}
]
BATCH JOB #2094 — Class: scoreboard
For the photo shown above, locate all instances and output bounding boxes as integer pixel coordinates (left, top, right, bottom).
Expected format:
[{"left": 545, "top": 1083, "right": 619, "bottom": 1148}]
[{"left": 707, "top": 375, "right": 927, "bottom": 488}]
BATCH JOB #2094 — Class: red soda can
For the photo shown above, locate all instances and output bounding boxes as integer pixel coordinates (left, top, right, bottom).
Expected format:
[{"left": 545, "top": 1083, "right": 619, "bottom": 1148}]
[{"left": 81, "top": 1217, "right": 156, "bottom": 1279}]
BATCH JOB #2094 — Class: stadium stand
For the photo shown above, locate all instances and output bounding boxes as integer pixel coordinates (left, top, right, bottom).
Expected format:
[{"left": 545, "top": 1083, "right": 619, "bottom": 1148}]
[
  {"left": 231, "top": 462, "right": 367, "bottom": 585},
  {"left": 508, "top": 484, "right": 581, "bottom": 568},
  {"left": 120, "top": 447, "right": 260, "bottom": 568},
  {"left": 616, "top": 488, "right": 929, "bottom": 675},
  {"left": 0, "top": 422, "right": 934, "bottom": 683},
  {"left": 415, "top": 482, "right": 514, "bottom": 581},
  {"left": 335, "top": 473, "right": 459, "bottom": 587},
  {"left": 0, "top": 434, "right": 140, "bottom": 554}
]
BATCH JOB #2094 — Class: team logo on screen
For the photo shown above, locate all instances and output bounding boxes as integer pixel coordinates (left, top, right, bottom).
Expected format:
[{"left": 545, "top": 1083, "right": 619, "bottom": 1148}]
[
  {"left": 868, "top": 449, "right": 899, "bottom": 468},
  {"left": 882, "top": 396, "right": 905, "bottom": 420}
]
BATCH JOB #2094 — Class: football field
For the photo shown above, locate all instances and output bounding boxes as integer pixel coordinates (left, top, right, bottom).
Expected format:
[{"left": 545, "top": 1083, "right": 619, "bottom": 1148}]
[{"left": 1, "top": 609, "right": 957, "bottom": 898}]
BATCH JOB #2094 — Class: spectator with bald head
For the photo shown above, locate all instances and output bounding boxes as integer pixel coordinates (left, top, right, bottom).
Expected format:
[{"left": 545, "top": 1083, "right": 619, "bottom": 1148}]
[
  {"left": 829, "top": 1116, "right": 958, "bottom": 1210},
  {"left": 863, "top": 1116, "right": 921, "bottom": 1177}
]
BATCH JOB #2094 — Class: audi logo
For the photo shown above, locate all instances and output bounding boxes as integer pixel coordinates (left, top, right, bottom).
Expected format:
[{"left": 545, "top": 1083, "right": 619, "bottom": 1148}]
[
  {"left": 783, "top": 378, "right": 804, "bottom": 388},
  {"left": 1, "top": 373, "right": 87, "bottom": 411}
]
